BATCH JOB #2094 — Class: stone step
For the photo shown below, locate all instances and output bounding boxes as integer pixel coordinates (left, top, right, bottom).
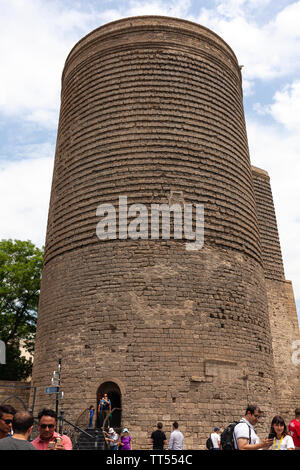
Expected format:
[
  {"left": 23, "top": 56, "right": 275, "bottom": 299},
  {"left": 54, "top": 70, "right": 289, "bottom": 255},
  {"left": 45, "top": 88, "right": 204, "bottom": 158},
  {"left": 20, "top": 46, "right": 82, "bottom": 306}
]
[{"left": 74, "top": 428, "right": 106, "bottom": 450}]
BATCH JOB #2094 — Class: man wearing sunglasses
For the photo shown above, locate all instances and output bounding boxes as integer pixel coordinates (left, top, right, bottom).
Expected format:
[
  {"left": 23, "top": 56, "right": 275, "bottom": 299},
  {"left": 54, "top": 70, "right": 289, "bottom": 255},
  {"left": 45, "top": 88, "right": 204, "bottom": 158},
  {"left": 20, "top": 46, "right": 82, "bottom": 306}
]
[
  {"left": 31, "top": 408, "right": 72, "bottom": 450},
  {"left": 233, "top": 405, "right": 273, "bottom": 450},
  {"left": 0, "top": 405, "right": 16, "bottom": 440}
]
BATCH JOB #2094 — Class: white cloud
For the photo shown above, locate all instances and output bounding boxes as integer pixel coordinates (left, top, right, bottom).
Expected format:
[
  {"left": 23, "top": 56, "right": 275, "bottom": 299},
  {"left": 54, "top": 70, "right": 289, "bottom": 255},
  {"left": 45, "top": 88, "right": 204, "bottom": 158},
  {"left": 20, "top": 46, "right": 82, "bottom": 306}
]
[
  {"left": 0, "top": 155, "right": 54, "bottom": 247},
  {"left": 1, "top": 0, "right": 299, "bottom": 128},
  {"left": 0, "top": 0, "right": 96, "bottom": 128},
  {"left": 127, "top": 0, "right": 191, "bottom": 17},
  {"left": 268, "top": 81, "right": 300, "bottom": 131},
  {"left": 215, "top": 0, "right": 272, "bottom": 18},
  {"left": 0, "top": 0, "right": 193, "bottom": 129},
  {"left": 242, "top": 79, "right": 255, "bottom": 96},
  {"left": 253, "top": 79, "right": 300, "bottom": 131},
  {"left": 215, "top": 0, "right": 248, "bottom": 18},
  {"left": 274, "top": 1, "right": 300, "bottom": 37},
  {"left": 249, "top": 81, "right": 300, "bottom": 315},
  {"left": 246, "top": 0, "right": 271, "bottom": 7},
  {"left": 1, "top": 0, "right": 300, "bottom": 129},
  {"left": 197, "top": 1, "right": 300, "bottom": 82}
]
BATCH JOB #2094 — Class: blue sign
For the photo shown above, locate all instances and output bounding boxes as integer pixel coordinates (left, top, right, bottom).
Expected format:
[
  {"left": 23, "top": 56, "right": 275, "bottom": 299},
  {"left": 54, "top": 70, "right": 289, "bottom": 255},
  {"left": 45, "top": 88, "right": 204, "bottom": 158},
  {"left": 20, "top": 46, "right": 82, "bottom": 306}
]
[{"left": 45, "top": 386, "right": 59, "bottom": 394}]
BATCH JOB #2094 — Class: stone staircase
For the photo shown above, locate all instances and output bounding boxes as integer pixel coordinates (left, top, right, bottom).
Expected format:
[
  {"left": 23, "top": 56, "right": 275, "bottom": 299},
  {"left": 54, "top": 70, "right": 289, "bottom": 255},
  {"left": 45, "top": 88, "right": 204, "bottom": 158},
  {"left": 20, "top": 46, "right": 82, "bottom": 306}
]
[{"left": 73, "top": 428, "right": 106, "bottom": 450}]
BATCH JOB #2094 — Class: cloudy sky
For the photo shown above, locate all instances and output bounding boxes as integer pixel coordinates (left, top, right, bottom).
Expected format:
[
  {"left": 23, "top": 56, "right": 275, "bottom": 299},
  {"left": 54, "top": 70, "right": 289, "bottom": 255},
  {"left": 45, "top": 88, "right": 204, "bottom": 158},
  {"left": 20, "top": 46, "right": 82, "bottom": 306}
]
[{"left": 0, "top": 0, "right": 299, "bottom": 325}]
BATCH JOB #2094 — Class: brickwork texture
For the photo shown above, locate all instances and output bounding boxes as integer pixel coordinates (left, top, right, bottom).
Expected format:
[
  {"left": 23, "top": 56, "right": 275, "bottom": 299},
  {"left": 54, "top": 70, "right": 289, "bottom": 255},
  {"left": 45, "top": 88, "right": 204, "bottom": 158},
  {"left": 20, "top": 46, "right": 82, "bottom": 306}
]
[{"left": 31, "top": 16, "right": 300, "bottom": 449}]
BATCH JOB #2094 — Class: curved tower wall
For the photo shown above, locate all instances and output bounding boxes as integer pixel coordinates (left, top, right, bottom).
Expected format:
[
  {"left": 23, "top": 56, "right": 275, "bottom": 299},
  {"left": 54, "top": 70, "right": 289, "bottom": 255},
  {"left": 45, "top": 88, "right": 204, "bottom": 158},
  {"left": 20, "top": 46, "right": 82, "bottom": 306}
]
[{"left": 32, "top": 17, "right": 277, "bottom": 448}]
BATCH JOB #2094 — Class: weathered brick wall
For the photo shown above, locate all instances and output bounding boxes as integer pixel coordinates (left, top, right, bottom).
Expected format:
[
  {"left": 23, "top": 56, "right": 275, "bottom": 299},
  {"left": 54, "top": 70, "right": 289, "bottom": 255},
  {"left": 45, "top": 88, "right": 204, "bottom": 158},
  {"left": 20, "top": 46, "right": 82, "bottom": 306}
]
[
  {"left": 251, "top": 166, "right": 285, "bottom": 281},
  {"left": 252, "top": 166, "right": 300, "bottom": 424},
  {"left": 0, "top": 381, "right": 31, "bottom": 411},
  {"left": 31, "top": 17, "right": 292, "bottom": 449},
  {"left": 33, "top": 242, "right": 276, "bottom": 448},
  {"left": 266, "top": 280, "right": 300, "bottom": 418},
  {"left": 45, "top": 16, "right": 260, "bottom": 266}
]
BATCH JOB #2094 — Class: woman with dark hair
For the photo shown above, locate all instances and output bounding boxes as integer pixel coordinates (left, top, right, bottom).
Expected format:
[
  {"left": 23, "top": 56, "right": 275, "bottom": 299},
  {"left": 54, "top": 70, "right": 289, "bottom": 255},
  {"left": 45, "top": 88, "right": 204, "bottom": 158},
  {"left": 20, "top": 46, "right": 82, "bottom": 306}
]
[{"left": 268, "top": 415, "right": 294, "bottom": 450}]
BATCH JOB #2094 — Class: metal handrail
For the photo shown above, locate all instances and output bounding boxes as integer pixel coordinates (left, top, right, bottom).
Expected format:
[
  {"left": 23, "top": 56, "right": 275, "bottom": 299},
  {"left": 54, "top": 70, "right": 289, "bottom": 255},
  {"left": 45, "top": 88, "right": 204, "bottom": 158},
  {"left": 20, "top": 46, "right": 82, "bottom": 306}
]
[
  {"left": 59, "top": 411, "right": 95, "bottom": 439},
  {"left": 101, "top": 406, "right": 122, "bottom": 430},
  {"left": 57, "top": 410, "right": 105, "bottom": 450},
  {"left": 101, "top": 407, "right": 122, "bottom": 449}
]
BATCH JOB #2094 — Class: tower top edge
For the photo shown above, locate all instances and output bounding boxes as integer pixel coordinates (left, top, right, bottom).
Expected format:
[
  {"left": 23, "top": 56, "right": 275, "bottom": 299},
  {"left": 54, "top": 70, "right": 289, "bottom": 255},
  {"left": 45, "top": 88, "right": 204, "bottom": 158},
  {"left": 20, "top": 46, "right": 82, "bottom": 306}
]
[
  {"left": 251, "top": 165, "right": 270, "bottom": 180},
  {"left": 64, "top": 15, "right": 239, "bottom": 67}
]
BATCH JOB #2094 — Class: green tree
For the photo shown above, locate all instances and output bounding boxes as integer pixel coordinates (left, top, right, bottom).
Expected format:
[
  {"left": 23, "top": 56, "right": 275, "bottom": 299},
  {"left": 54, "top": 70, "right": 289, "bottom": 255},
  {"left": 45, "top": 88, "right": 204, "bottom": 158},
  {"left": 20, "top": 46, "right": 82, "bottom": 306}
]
[{"left": 0, "top": 239, "right": 44, "bottom": 380}]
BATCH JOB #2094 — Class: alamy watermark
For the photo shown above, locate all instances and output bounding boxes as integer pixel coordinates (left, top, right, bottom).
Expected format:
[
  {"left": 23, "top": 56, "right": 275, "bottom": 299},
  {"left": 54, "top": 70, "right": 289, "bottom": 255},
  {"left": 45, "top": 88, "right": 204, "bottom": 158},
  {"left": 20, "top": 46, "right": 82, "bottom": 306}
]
[
  {"left": 292, "top": 340, "right": 300, "bottom": 366},
  {"left": 96, "top": 196, "right": 204, "bottom": 250},
  {"left": 95, "top": 196, "right": 300, "bottom": 365},
  {"left": 0, "top": 340, "right": 5, "bottom": 365}
]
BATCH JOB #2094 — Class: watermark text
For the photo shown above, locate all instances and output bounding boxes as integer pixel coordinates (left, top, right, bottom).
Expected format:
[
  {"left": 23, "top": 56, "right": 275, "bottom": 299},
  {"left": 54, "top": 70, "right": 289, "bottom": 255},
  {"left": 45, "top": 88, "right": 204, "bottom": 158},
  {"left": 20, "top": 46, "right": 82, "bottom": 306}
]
[
  {"left": 96, "top": 196, "right": 204, "bottom": 250},
  {"left": 292, "top": 340, "right": 300, "bottom": 366}
]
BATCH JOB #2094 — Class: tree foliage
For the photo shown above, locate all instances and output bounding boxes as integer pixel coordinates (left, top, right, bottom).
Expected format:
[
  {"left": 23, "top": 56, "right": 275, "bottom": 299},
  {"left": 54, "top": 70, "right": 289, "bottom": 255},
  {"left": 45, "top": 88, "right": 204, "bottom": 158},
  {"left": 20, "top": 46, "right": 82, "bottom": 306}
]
[
  {"left": 0, "top": 343, "right": 34, "bottom": 381},
  {"left": 0, "top": 239, "right": 44, "bottom": 380}
]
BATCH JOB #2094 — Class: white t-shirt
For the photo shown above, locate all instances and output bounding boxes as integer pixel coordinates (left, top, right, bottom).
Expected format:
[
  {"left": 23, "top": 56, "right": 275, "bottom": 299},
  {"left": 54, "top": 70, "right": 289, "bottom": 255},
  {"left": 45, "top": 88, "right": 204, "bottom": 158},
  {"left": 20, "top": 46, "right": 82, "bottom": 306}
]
[
  {"left": 234, "top": 418, "right": 260, "bottom": 449},
  {"left": 168, "top": 430, "right": 184, "bottom": 450},
  {"left": 268, "top": 435, "right": 295, "bottom": 450},
  {"left": 210, "top": 432, "right": 220, "bottom": 449}
]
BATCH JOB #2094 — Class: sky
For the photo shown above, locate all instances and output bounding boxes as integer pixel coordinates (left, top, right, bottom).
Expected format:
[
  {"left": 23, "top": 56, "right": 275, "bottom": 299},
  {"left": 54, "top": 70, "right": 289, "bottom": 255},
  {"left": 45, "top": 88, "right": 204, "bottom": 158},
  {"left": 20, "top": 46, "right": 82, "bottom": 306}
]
[{"left": 0, "top": 0, "right": 299, "bottom": 326}]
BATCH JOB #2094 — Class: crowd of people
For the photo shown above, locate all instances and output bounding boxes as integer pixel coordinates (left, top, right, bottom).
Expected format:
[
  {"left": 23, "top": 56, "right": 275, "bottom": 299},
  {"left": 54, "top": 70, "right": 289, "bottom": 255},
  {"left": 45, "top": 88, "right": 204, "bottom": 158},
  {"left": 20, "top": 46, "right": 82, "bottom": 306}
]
[
  {"left": 0, "top": 402, "right": 299, "bottom": 451},
  {"left": 0, "top": 406, "right": 72, "bottom": 450},
  {"left": 206, "top": 405, "right": 300, "bottom": 451}
]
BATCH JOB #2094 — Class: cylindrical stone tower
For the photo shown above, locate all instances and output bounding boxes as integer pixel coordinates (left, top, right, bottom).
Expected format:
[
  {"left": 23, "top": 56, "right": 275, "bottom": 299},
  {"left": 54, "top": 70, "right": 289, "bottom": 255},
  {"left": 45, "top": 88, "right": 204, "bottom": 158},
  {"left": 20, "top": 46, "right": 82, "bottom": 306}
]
[{"left": 32, "top": 16, "right": 277, "bottom": 448}]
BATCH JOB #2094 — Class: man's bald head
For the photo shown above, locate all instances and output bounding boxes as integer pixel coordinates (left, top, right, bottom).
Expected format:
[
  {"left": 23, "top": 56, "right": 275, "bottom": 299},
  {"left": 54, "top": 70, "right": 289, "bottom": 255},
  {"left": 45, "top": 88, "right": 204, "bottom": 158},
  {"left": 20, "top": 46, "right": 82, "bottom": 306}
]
[{"left": 13, "top": 411, "right": 34, "bottom": 435}]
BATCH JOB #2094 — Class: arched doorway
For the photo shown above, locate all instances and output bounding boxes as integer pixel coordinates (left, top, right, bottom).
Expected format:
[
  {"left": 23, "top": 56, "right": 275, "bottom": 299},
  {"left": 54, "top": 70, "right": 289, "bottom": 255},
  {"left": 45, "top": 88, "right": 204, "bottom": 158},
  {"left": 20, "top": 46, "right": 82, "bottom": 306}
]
[
  {"left": 1, "top": 395, "right": 27, "bottom": 410},
  {"left": 96, "top": 381, "right": 122, "bottom": 430}
]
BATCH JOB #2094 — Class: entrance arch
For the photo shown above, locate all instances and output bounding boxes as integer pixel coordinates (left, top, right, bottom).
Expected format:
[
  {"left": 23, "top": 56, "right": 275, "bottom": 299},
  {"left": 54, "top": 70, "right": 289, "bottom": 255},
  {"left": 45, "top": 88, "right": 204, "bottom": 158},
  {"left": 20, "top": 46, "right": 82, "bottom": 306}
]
[
  {"left": 1, "top": 395, "right": 27, "bottom": 410},
  {"left": 96, "top": 381, "right": 122, "bottom": 430}
]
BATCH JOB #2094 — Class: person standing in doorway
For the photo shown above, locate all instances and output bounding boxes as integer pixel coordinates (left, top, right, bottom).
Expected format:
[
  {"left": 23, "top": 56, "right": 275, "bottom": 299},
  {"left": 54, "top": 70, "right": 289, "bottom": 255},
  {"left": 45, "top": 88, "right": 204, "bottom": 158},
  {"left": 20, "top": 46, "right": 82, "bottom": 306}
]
[{"left": 98, "top": 393, "right": 111, "bottom": 430}]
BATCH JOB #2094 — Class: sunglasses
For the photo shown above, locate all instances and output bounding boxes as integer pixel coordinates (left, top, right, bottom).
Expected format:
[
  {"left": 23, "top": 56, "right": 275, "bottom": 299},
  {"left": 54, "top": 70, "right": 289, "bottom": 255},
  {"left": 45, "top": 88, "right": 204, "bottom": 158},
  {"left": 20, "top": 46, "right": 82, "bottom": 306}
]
[
  {"left": 0, "top": 418, "right": 12, "bottom": 425},
  {"left": 40, "top": 424, "right": 55, "bottom": 429}
]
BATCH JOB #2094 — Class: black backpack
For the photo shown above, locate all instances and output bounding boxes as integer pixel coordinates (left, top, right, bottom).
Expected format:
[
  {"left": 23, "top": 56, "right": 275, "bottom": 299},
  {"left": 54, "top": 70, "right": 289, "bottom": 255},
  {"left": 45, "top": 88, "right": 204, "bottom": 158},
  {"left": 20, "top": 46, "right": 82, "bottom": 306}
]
[
  {"left": 206, "top": 435, "right": 214, "bottom": 450},
  {"left": 220, "top": 421, "right": 251, "bottom": 450}
]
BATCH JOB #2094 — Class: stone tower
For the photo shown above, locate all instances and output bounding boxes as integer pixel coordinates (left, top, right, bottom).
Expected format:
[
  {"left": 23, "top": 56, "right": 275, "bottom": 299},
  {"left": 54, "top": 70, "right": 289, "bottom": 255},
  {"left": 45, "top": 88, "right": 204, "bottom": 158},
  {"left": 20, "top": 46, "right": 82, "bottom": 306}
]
[{"left": 32, "top": 16, "right": 300, "bottom": 448}]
